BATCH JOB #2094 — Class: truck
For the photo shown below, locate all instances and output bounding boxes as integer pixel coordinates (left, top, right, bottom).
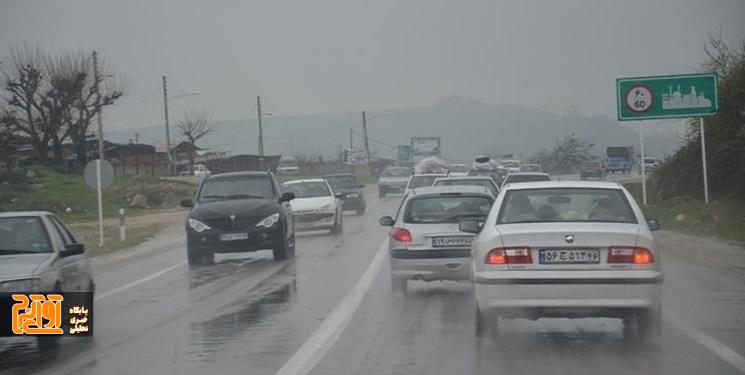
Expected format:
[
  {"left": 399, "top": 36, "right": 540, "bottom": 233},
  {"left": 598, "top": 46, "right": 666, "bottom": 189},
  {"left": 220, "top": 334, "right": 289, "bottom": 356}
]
[{"left": 606, "top": 146, "right": 634, "bottom": 174}]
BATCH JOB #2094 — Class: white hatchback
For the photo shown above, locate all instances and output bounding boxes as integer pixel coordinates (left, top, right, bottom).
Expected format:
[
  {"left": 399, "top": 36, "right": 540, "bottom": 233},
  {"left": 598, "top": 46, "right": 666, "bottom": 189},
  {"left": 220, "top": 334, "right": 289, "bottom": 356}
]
[{"left": 461, "top": 181, "right": 663, "bottom": 339}]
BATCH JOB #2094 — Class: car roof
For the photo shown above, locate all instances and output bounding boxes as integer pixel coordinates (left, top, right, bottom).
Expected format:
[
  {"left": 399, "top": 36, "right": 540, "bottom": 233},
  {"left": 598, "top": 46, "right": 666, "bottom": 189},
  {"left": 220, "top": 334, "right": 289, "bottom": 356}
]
[
  {"left": 208, "top": 171, "right": 271, "bottom": 179},
  {"left": 412, "top": 173, "right": 448, "bottom": 177},
  {"left": 502, "top": 180, "right": 623, "bottom": 191},
  {"left": 506, "top": 172, "right": 550, "bottom": 177},
  {"left": 323, "top": 174, "right": 356, "bottom": 178},
  {"left": 521, "top": 163, "right": 540, "bottom": 166},
  {"left": 0, "top": 211, "right": 52, "bottom": 218},
  {"left": 283, "top": 178, "right": 326, "bottom": 184},
  {"left": 409, "top": 185, "right": 494, "bottom": 197},
  {"left": 434, "top": 176, "right": 494, "bottom": 182}
]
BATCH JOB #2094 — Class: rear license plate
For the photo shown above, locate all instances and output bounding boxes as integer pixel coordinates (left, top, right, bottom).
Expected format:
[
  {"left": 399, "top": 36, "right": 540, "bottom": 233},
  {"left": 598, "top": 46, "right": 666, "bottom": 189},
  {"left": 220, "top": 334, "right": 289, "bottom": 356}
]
[
  {"left": 539, "top": 249, "right": 600, "bottom": 264},
  {"left": 432, "top": 237, "right": 472, "bottom": 248},
  {"left": 219, "top": 233, "right": 249, "bottom": 241}
]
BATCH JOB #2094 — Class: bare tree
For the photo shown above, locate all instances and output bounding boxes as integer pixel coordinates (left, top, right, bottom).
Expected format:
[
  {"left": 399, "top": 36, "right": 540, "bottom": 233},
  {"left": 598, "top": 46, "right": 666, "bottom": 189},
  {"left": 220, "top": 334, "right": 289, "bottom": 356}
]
[
  {"left": 0, "top": 107, "right": 19, "bottom": 174},
  {"left": 176, "top": 110, "right": 213, "bottom": 173}
]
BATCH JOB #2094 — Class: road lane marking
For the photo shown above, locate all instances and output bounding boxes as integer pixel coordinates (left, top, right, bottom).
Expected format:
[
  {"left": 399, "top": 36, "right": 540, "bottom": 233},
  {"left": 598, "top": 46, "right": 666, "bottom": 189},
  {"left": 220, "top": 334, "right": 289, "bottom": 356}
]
[
  {"left": 275, "top": 240, "right": 388, "bottom": 375},
  {"left": 664, "top": 308, "right": 745, "bottom": 373},
  {"left": 95, "top": 260, "right": 187, "bottom": 301}
]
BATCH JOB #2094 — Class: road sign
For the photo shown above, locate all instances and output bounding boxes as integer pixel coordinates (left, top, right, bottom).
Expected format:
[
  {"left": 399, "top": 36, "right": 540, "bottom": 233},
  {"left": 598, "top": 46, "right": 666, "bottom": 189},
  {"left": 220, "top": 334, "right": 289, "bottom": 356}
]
[
  {"left": 410, "top": 137, "right": 441, "bottom": 163},
  {"left": 617, "top": 73, "right": 719, "bottom": 121},
  {"left": 84, "top": 160, "right": 114, "bottom": 190},
  {"left": 342, "top": 148, "right": 368, "bottom": 165}
]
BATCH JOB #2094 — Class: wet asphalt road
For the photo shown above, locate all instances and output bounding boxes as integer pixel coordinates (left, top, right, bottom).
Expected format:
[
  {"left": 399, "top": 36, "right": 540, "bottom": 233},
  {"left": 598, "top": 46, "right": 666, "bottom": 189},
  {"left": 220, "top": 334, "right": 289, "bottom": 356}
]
[{"left": 1, "top": 181, "right": 744, "bottom": 375}]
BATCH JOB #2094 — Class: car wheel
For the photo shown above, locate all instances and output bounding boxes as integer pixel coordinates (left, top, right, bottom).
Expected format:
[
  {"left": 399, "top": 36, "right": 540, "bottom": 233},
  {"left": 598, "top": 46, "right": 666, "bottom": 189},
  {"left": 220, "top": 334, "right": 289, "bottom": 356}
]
[
  {"left": 475, "top": 307, "right": 498, "bottom": 339},
  {"left": 187, "top": 242, "right": 214, "bottom": 266},
  {"left": 272, "top": 234, "right": 290, "bottom": 261},
  {"left": 391, "top": 276, "right": 407, "bottom": 294},
  {"left": 288, "top": 233, "right": 296, "bottom": 257},
  {"left": 637, "top": 308, "right": 662, "bottom": 340}
]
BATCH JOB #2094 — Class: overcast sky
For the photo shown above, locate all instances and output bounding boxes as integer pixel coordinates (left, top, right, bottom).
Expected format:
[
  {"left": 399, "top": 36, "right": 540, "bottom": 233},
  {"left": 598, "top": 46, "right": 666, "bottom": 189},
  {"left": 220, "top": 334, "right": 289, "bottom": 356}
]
[{"left": 1, "top": 0, "right": 744, "bottom": 131}]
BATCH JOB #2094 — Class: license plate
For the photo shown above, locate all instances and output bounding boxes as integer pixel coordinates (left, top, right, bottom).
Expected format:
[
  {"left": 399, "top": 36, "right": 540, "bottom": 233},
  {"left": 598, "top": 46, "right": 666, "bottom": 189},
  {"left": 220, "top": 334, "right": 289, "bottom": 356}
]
[
  {"left": 219, "top": 233, "right": 249, "bottom": 241},
  {"left": 539, "top": 249, "right": 600, "bottom": 264},
  {"left": 432, "top": 237, "right": 472, "bottom": 248}
]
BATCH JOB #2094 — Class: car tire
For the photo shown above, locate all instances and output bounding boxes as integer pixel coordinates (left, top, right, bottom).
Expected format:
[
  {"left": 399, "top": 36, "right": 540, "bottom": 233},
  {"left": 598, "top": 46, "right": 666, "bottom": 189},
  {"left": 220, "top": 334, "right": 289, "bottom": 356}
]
[
  {"left": 273, "top": 227, "right": 291, "bottom": 261},
  {"left": 637, "top": 308, "right": 662, "bottom": 340},
  {"left": 391, "top": 276, "right": 407, "bottom": 294},
  {"left": 475, "top": 307, "right": 498, "bottom": 339},
  {"left": 331, "top": 214, "right": 342, "bottom": 234},
  {"left": 379, "top": 189, "right": 386, "bottom": 198},
  {"left": 287, "top": 233, "right": 296, "bottom": 257},
  {"left": 187, "top": 242, "right": 214, "bottom": 266}
]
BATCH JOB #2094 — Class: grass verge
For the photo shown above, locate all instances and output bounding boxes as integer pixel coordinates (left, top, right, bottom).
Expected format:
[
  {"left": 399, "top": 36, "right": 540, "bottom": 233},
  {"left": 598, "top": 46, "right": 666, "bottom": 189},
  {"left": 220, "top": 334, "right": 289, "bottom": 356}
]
[{"left": 625, "top": 182, "right": 745, "bottom": 245}]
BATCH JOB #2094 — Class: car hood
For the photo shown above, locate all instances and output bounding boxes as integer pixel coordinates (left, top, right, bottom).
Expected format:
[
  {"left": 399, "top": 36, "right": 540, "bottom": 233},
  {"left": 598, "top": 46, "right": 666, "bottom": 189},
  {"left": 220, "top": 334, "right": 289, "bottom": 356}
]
[
  {"left": 0, "top": 253, "right": 53, "bottom": 280},
  {"left": 290, "top": 197, "right": 335, "bottom": 212},
  {"left": 191, "top": 199, "right": 279, "bottom": 220}
]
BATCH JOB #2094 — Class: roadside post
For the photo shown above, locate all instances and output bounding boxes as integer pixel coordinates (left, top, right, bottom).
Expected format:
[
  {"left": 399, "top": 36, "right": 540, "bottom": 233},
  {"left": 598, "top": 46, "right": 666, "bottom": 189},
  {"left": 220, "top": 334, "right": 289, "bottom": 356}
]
[
  {"left": 84, "top": 160, "right": 114, "bottom": 244},
  {"left": 617, "top": 73, "right": 719, "bottom": 204},
  {"left": 119, "top": 208, "right": 126, "bottom": 242}
]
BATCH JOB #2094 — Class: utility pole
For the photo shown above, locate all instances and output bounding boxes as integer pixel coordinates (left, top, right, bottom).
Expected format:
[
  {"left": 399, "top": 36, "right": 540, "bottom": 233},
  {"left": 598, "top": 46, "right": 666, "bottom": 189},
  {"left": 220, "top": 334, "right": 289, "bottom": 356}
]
[
  {"left": 162, "top": 75, "right": 173, "bottom": 175},
  {"left": 362, "top": 111, "right": 370, "bottom": 164},
  {"left": 349, "top": 128, "right": 353, "bottom": 148},
  {"left": 257, "top": 96, "right": 264, "bottom": 170},
  {"left": 135, "top": 133, "right": 139, "bottom": 144},
  {"left": 92, "top": 51, "right": 105, "bottom": 246}
]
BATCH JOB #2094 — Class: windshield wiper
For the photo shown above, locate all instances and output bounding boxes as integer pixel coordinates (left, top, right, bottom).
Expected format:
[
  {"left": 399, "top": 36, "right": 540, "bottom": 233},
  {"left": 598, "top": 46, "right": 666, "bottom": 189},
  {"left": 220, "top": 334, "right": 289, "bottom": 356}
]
[
  {"left": 0, "top": 249, "right": 37, "bottom": 255},
  {"left": 225, "top": 194, "right": 266, "bottom": 200}
]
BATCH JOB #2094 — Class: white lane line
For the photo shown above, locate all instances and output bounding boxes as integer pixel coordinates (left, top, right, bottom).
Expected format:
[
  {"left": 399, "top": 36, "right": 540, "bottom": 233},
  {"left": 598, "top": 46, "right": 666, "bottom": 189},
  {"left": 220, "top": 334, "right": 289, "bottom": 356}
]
[
  {"left": 95, "top": 260, "right": 187, "bottom": 301},
  {"left": 664, "top": 308, "right": 745, "bottom": 373},
  {"left": 275, "top": 241, "right": 388, "bottom": 375}
]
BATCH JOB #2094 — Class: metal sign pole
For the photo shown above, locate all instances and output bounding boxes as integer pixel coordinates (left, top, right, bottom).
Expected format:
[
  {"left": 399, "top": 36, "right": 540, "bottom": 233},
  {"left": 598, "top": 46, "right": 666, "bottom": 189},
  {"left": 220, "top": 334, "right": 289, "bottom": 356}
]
[
  {"left": 700, "top": 117, "right": 710, "bottom": 203},
  {"left": 639, "top": 124, "right": 647, "bottom": 206},
  {"left": 93, "top": 51, "right": 105, "bottom": 246}
]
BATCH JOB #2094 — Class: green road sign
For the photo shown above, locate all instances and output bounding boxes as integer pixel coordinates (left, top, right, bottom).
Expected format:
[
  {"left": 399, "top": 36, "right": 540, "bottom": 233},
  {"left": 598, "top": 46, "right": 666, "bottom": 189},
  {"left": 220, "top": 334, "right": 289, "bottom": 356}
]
[{"left": 617, "top": 73, "right": 719, "bottom": 121}]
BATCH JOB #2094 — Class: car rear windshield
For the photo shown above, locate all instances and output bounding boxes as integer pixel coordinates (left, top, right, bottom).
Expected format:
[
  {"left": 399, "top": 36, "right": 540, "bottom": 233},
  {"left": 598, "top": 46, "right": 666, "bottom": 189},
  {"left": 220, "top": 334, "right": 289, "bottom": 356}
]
[
  {"left": 199, "top": 175, "right": 275, "bottom": 201},
  {"left": 382, "top": 168, "right": 410, "bottom": 177},
  {"left": 505, "top": 174, "right": 551, "bottom": 184},
  {"left": 0, "top": 217, "right": 52, "bottom": 253},
  {"left": 520, "top": 165, "right": 541, "bottom": 172},
  {"left": 434, "top": 179, "right": 496, "bottom": 194},
  {"left": 404, "top": 195, "right": 493, "bottom": 224},
  {"left": 408, "top": 175, "right": 443, "bottom": 189},
  {"left": 283, "top": 181, "right": 331, "bottom": 198},
  {"left": 448, "top": 165, "right": 469, "bottom": 173},
  {"left": 325, "top": 175, "right": 358, "bottom": 190},
  {"left": 497, "top": 188, "right": 637, "bottom": 224}
]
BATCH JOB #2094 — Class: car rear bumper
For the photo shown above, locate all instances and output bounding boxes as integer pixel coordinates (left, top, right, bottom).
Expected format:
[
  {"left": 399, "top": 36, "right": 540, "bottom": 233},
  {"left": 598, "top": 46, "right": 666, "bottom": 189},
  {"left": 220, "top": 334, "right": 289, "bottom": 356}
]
[
  {"left": 390, "top": 249, "right": 471, "bottom": 281},
  {"left": 294, "top": 213, "right": 335, "bottom": 231},
  {"left": 341, "top": 196, "right": 364, "bottom": 209},
  {"left": 474, "top": 270, "right": 662, "bottom": 315},
  {"left": 379, "top": 184, "right": 406, "bottom": 192}
]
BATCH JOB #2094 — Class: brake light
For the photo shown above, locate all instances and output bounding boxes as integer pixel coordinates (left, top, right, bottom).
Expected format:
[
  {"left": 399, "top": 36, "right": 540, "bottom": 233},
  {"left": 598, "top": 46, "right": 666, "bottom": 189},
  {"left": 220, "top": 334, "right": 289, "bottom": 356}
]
[
  {"left": 391, "top": 227, "right": 412, "bottom": 243},
  {"left": 607, "top": 247, "right": 654, "bottom": 264},
  {"left": 485, "top": 247, "right": 532, "bottom": 264}
]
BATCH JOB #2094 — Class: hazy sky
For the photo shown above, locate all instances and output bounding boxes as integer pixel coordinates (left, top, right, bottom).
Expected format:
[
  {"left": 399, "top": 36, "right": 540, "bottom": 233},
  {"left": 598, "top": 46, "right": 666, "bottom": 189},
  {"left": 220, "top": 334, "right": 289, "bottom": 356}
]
[{"left": 1, "top": 0, "right": 744, "bottom": 131}]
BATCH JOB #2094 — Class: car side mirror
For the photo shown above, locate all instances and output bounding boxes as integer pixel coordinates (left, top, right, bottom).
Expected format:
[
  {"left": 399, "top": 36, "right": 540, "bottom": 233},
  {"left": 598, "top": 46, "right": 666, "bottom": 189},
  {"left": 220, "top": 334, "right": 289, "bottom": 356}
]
[
  {"left": 180, "top": 199, "right": 194, "bottom": 208},
  {"left": 379, "top": 216, "right": 395, "bottom": 227},
  {"left": 459, "top": 219, "right": 483, "bottom": 234},
  {"left": 647, "top": 218, "right": 661, "bottom": 231},
  {"left": 279, "top": 192, "right": 295, "bottom": 203},
  {"left": 334, "top": 192, "right": 345, "bottom": 199},
  {"left": 61, "top": 243, "right": 85, "bottom": 257}
]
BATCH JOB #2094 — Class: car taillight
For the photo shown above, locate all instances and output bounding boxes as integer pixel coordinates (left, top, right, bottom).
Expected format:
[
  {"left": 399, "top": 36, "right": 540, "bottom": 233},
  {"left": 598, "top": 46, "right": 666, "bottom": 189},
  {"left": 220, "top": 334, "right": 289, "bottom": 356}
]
[
  {"left": 391, "top": 227, "right": 412, "bottom": 243},
  {"left": 485, "top": 247, "right": 532, "bottom": 264},
  {"left": 607, "top": 247, "right": 654, "bottom": 264}
]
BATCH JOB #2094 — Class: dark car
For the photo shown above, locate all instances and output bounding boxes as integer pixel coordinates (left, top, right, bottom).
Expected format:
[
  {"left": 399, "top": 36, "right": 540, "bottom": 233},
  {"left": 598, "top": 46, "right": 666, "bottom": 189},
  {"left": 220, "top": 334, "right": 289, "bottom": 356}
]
[
  {"left": 580, "top": 161, "right": 606, "bottom": 180},
  {"left": 180, "top": 171, "right": 295, "bottom": 265},
  {"left": 324, "top": 174, "right": 366, "bottom": 215}
]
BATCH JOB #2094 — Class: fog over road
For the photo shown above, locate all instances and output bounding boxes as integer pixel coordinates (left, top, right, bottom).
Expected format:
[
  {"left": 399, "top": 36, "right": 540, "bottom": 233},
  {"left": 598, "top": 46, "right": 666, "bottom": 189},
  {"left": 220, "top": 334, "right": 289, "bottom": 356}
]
[{"left": 1, "top": 180, "right": 743, "bottom": 375}]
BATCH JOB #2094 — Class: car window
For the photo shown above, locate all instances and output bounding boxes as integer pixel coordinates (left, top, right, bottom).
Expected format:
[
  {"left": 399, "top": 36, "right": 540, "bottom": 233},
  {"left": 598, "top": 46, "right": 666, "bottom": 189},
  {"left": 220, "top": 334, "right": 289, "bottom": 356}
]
[
  {"left": 404, "top": 195, "right": 492, "bottom": 224},
  {"left": 382, "top": 168, "right": 410, "bottom": 177},
  {"left": 434, "top": 179, "right": 497, "bottom": 194},
  {"left": 408, "top": 176, "right": 443, "bottom": 189},
  {"left": 325, "top": 176, "right": 359, "bottom": 190},
  {"left": 283, "top": 181, "right": 331, "bottom": 198},
  {"left": 198, "top": 175, "right": 275, "bottom": 201},
  {"left": 498, "top": 188, "right": 637, "bottom": 224},
  {"left": 0, "top": 217, "right": 52, "bottom": 253},
  {"left": 505, "top": 174, "right": 551, "bottom": 184},
  {"left": 47, "top": 215, "right": 77, "bottom": 245}
]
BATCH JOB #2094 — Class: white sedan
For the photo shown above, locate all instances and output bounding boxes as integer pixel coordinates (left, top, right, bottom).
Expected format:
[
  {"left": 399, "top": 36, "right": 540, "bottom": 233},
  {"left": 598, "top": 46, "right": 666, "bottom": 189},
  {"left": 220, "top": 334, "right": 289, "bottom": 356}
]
[
  {"left": 283, "top": 179, "right": 343, "bottom": 234},
  {"left": 460, "top": 181, "right": 663, "bottom": 340}
]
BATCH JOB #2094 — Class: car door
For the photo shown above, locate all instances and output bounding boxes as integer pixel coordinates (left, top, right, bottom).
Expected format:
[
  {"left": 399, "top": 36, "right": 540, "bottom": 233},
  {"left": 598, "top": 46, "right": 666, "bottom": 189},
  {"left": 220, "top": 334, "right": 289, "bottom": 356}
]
[{"left": 46, "top": 215, "right": 90, "bottom": 292}]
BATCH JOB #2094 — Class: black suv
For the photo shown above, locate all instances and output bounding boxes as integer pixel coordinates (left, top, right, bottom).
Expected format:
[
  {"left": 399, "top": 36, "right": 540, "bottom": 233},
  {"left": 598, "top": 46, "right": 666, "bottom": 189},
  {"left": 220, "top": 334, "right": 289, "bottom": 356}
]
[
  {"left": 324, "top": 174, "right": 366, "bottom": 215},
  {"left": 180, "top": 171, "right": 295, "bottom": 265}
]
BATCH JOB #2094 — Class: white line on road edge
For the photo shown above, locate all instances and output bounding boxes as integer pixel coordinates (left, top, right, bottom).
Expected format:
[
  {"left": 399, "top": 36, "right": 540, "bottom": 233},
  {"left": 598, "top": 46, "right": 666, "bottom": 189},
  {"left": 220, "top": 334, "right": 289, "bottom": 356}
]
[
  {"left": 95, "top": 260, "right": 187, "bottom": 301},
  {"left": 275, "top": 241, "right": 388, "bottom": 375},
  {"left": 664, "top": 308, "right": 745, "bottom": 373}
]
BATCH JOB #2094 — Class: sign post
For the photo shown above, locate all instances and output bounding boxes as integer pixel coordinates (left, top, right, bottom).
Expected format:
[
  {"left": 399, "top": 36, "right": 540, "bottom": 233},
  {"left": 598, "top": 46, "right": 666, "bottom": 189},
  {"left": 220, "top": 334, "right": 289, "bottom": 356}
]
[{"left": 617, "top": 73, "right": 718, "bottom": 204}]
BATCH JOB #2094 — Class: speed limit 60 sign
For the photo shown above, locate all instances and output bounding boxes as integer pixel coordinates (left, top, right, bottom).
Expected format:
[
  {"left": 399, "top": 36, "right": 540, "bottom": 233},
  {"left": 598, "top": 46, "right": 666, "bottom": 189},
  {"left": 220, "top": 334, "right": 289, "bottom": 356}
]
[{"left": 617, "top": 73, "right": 718, "bottom": 121}]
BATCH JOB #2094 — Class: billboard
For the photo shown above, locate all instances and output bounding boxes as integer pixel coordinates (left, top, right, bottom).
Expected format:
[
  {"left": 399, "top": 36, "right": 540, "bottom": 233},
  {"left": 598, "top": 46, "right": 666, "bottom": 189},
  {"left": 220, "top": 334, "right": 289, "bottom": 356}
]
[
  {"left": 410, "top": 137, "right": 441, "bottom": 163},
  {"left": 342, "top": 148, "right": 368, "bottom": 165},
  {"left": 397, "top": 145, "right": 412, "bottom": 162}
]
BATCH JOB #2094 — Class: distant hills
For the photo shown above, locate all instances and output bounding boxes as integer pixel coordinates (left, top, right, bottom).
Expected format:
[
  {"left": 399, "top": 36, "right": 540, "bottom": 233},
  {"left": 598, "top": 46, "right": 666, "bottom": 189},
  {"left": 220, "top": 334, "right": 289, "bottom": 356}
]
[{"left": 108, "top": 97, "right": 687, "bottom": 163}]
